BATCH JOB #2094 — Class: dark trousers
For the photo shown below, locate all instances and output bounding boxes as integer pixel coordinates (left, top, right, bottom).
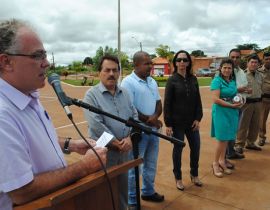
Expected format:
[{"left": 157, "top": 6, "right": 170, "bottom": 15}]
[
  {"left": 172, "top": 127, "right": 200, "bottom": 180},
  {"left": 226, "top": 109, "right": 242, "bottom": 157},
  {"left": 226, "top": 140, "right": 236, "bottom": 157}
]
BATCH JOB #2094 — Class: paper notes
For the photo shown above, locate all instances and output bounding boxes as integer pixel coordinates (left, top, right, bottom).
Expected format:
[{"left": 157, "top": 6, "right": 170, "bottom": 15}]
[{"left": 95, "top": 132, "right": 114, "bottom": 148}]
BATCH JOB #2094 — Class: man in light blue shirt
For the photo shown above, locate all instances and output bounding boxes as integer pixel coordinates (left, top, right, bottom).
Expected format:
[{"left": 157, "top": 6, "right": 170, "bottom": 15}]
[
  {"left": 0, "top": 19, "right": 106, "bottom": 210},
  {"left": 225, "top": 49, "right": 249, "bottom": 161},
  {"left": 121, "top": 51, "right": 164, "bottom": 209}
]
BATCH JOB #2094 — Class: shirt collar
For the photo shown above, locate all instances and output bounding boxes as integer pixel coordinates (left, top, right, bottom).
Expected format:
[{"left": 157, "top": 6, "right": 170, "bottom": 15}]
[
  {"left": 0, "top": 78, "right": 39, "bottom": 110},
  {"left": 97, "top": 82, "right": 122, "bottom": 94},
  {"left": 246, "top": 69, "right": 257, "bottom": 75},
  {"left": 262, "top": 65, "right": 270, "bottom": 72},
  {"left": 131, "top": 71, "right": 151, "bottom": 83},
  {"left": 234, "top": 66, "right": 242, "bottom": 72}
]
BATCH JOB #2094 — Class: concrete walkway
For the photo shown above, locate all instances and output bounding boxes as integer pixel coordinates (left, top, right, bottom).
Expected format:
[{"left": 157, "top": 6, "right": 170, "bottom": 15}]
[
  {"left": 141, "top": 87, "right": 270, "bottom": 210},
  {"left": 42, "top": 83, "right": 270, "bottom": 210}
]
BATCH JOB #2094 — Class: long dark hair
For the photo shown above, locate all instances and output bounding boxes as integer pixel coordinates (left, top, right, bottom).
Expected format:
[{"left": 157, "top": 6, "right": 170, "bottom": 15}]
[
  {"left": 218, "top": 58, "right": 235, "bottom": 80},
  {"left": 172, "top": 50, "right": 192, "bottom": 76}
]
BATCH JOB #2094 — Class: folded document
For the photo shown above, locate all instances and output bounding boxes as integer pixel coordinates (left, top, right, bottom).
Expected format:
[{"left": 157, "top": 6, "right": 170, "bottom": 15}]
[{"left": 95, "top": 131, "right": 114, "bottom": 148}]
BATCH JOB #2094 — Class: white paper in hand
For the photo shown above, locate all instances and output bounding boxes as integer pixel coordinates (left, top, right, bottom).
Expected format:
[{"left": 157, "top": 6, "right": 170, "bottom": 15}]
[{"left": 95, "top": 131, "right": 114, "bottom": 148}]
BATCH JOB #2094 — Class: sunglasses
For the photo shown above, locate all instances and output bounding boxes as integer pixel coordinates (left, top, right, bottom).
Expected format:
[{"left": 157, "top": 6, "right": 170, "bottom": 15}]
[
  {"left": 5, "top": 51, "right": 47, "bottom": 61},
  {"left": 175, "top": 58, "right": 189, "bottom": 63}
]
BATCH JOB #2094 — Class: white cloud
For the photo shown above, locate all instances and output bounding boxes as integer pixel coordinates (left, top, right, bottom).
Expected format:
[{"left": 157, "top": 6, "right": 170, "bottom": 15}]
[{"left": 1, "top": 0, "right": 270, "bottom": 64}]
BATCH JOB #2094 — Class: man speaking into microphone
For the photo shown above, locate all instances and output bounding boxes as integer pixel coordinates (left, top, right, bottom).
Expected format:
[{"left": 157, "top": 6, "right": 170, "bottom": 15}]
[{"left": 0, "top": 19, "right": 107, "bottom": 210}]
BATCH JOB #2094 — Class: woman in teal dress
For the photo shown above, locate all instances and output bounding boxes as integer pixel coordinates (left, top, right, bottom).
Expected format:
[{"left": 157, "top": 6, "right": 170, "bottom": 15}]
[{"left": 211, "top": 59, "right": 242, "bottom": 178}]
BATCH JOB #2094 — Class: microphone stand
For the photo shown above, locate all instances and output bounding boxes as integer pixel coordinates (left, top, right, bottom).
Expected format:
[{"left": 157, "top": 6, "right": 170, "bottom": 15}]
[{"left": 68, "top": 97, "right": 185, "bottom": 210}]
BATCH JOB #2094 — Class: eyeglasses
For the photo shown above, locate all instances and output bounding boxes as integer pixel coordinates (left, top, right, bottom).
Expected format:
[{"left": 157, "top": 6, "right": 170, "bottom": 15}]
[
  {"left": 5, "top": 51, "right": 47, "bottom": 61},
  {"left": 175, "top": 58, "right": 189, "bottom": 63}
]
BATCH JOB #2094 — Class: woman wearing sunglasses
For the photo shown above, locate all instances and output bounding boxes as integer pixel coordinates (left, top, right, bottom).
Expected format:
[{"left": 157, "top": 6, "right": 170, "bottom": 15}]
[{"left": 164, "top": 50, "right": 203, "bottom": 191}]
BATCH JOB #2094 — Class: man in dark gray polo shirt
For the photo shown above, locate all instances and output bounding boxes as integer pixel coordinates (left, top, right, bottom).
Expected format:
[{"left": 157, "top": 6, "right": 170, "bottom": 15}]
[{"left": 83, "top": 55, "right": 138, "bottom": 210}]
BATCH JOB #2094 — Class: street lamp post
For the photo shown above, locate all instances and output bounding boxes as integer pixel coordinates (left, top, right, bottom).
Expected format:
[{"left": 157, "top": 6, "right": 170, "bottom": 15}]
[
  {"left": 132, "top": 36, "right": 142, "bottom": 51},
  {"left": 118, "top": 0, "right": 122, "bottom": 83}
]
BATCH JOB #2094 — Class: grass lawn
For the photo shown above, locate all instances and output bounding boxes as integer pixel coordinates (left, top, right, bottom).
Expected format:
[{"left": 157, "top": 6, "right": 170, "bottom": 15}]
[
  {"left": 62, "top": 76, "right": 212, "bottom": 87},
  {"left": 197, "top": 77, "right": 212, "bottom": 86},
  {"left": 63, "top": 79, "right": 99, "bottom": 86}
]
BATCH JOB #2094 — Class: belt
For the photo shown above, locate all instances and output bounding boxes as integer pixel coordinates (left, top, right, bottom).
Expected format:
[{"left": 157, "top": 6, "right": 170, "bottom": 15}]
[
  {"left": 246, "top": 98, "right": 261, "bottom": 103},
  {"left": 262, "top": 93, "right": 270, "bottom": 98}
]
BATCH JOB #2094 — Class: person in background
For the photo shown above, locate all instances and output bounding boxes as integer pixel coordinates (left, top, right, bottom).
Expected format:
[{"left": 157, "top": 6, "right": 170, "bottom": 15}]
[
  {"left": 211, "top": 59, "right": 242, "bottom": 178},
  {"left": 258, "top": 52, "right": 270, "bottom": 146},
  {"left": 235, "top": 54, "right": 263, "bottom": 154},
  {"left": 225, "top": 49, "right": 249, "bottom": 162},
  {"left": 163, "top": 50, "right": 203, "bottom": 190},
  {"left": 121, "top": 51, "right": 164, "bottom": 210},
  {"left": 0, "top": 19, "right": 107, "bottom": 210},
  {"left": 83, "top": 55, "right": 138, "bottom": 210}
]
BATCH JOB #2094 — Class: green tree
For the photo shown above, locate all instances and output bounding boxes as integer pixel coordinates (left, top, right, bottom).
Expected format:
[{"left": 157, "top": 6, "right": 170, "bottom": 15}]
[
  {"left": 69, "top": 61, "right": 87, "bottom": 80},
  {"left": 236, "top": 43, "right": 261, "bottom": 51},
  {"left": 92, "top": 46, "right": 131, "bottom": 71},
  {"left": 83, "top": 57, "right": 93, "bottom": 65},
  {"left": 92, "top": 46, "right": 104, "bottom": 71},
  {"left": 155, "top": 44, "right": 174, "bottom": 64},
  {"left": 155, "top": 44, "right": 171, "bottom": 58},
  {"left": 104, "top": 46, "right": 117, "bottom": 55},
  {"left": 150, "top": 54, "right": 157, "bottom": 59},
  {"left": 118, "top": 51, "right": 132, "bottom": 71},
  {"left": 46, "top": 65, "right": 66, "bottom": 76},
  {"left": 191, "top": 50, "right": 207, "bottom": 57},
  {"left": 263, "top": 46, "right": 270, "bottom": 54}
]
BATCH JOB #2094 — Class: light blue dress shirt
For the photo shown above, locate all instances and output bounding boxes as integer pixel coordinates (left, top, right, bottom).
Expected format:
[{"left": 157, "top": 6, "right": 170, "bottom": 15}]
[
  {"left": 121, "top": 71, "right": 161, "bottom": 116},
  {"left": 0, "top": 78, "right": 66, "bottom": 210}
]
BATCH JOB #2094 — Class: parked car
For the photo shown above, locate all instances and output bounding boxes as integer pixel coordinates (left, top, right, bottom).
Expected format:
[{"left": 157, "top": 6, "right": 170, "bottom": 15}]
[{"left": 195, "top": 68, "right": 215, "bottom": 77}]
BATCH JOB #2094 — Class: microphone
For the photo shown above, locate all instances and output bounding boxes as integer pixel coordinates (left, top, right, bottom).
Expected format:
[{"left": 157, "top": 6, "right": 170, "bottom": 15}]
[{"left": 48, "top": 73, "right": 72, "bottom": 119}]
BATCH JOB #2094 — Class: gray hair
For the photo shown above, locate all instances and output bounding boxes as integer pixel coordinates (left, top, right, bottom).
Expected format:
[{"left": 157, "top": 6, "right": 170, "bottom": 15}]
[{"left": 0, "top": 19, "right": 29, "bottom": 54}]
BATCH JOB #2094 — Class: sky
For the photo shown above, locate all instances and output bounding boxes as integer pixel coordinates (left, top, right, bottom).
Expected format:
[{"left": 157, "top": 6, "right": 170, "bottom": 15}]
[{"left": 1, "top": 0, "right": 270, "bottom": 65}]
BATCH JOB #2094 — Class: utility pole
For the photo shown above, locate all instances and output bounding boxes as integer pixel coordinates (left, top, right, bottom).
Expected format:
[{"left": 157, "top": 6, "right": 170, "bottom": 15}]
[
  {"left": 132, "top": 36, "right": 142, "bottom": 51},
  {"left": 118, "top": 0, "right": 122, "bottom": 83},
  {"left": 51, "top": 52, "right": 55, "bottom": 72}
]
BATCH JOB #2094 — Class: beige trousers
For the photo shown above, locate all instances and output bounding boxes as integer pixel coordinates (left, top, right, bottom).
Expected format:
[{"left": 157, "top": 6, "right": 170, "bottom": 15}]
[
  {"left": 236, "top": 102, "right": 262, "bottom": 148},
  {"left": 259, "top": 98, "right": 270, "bottom": 140}
]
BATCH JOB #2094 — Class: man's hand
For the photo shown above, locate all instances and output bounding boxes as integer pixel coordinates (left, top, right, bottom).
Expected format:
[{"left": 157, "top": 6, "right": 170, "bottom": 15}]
[
  {"left": 81, "top": 147, "right": 107, "bottom": 174},
  {"left": 108, "top": 140, "right": 122, "bottom": 151},
  {"left": 146, "top": 114, "right": 158, "bottom": 125},
  {"left": 146, "top": 115, "right": 163, "bottom": 129},
  {"left": 119, "top": 137, "right": 133, "bottom": 152},
  {"left": 69, "top": 138, "right": 96, "bottom": 155},
  {"left": 238, "top": 86, "right": 247, "bottom": 93},
  {"left": 155, "top": 119, "right": 163, "bottom": 129},
  {"left": 166, "top": 127, "right": 173, "bottom": 136},
  {"left": 246, "top": 87, "right": 252, "bottom": 94},
  {"left": 238, "top": 86, "right": 252, "bottom": 94}
]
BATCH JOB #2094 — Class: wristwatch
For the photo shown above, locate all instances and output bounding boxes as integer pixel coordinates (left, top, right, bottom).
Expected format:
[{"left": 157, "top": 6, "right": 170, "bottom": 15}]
[{"left": 63, "top": 137, "right": 72, "bottom": 154}]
